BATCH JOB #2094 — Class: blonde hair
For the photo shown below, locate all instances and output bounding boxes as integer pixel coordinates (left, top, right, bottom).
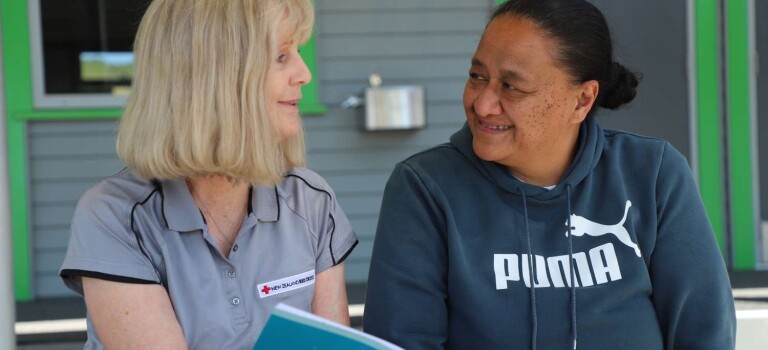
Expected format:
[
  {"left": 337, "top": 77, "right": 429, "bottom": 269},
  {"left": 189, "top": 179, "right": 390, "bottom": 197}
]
[{"left": 117, "top": 0, "right": 314, "bottom": 185}]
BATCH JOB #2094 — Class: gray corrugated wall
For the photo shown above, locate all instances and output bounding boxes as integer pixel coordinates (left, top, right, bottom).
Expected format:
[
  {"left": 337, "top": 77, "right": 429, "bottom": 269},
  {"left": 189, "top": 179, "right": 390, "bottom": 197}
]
[
  {"left": 30, "top": 121, "right": 122, "bottom": 297},
  {"left": 28, "top": 0, "right": 690, "bottom": 298},
  {"left": 29, "top": 0, "right": 491, "bottom": 297},
  {"left": 305, "top": 0, "right": 491, "bottom": 282}
]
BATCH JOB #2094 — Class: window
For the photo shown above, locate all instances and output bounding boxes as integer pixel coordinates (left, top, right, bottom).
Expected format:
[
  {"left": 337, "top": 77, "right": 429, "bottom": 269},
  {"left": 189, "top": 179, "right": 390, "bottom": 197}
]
[
  {"left": 29, "top": 0, "right": 325, "bottom": 113},
  {"left": 30, "top": 0, "right": 147, "bottom": 108}
]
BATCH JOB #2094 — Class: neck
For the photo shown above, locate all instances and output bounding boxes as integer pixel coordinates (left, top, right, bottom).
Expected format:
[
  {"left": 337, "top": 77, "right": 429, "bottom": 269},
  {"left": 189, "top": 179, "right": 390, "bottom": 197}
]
[
  {"left": 187, "top": 176, "right": 250, "bottom": 208},
  {"left": 187, "top": 176, "right": 250, "bottom": 257},
  {"left": 508, "top": 128, "right": 580, "bottom": 187}
]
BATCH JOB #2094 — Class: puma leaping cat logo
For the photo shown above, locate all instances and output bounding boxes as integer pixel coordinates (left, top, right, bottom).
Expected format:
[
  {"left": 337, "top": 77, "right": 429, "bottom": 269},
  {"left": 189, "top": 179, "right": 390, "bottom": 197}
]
[{"left": 565, "top": 200, "right": 641, "bottom": 257}]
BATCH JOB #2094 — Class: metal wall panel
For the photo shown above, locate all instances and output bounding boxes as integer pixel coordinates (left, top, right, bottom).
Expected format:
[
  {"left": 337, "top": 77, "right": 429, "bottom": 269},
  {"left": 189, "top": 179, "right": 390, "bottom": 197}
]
[{"left": 590, "top": 0, "right": 691, "bottom": 159}]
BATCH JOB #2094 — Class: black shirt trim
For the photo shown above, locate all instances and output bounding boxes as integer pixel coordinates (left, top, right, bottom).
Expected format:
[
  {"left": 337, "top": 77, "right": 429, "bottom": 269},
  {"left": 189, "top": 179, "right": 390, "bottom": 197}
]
[
  {"left": 60, "top": 269, "right": 159, "bottom": 285},
  {"left": 284, "top": 174, "right": 338, "bottom": 262},
  {"left": 334, "top": 239, "right": 359, "bottom": 266}
]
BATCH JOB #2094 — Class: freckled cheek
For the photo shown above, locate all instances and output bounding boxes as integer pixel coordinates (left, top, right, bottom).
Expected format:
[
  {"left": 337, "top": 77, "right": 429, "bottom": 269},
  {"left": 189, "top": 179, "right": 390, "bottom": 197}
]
[{"left": 517, "top": 102, "right": 551, "bottom": 143}]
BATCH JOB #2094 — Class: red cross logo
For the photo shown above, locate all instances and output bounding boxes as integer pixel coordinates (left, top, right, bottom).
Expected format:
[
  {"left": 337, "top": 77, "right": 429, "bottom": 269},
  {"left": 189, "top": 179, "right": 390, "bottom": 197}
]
[{"left": 261, "top": 285, "right": 271, "bottom": 295}]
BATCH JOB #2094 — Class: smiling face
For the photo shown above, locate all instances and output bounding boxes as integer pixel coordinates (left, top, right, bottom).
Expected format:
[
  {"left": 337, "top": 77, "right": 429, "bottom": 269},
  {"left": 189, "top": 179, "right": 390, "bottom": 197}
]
[
  {"left": 266, "top": 23, "right": 312, "bottom": 140},
  {"left": 464, "top": 15, "right": 597, "bottom": 185}
]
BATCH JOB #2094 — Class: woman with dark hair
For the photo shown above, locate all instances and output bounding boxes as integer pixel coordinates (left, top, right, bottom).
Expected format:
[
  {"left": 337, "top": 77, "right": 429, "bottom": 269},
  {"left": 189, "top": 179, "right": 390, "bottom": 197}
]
[{"left": 363, "top": 0, "right": 735, "bottom": 349}]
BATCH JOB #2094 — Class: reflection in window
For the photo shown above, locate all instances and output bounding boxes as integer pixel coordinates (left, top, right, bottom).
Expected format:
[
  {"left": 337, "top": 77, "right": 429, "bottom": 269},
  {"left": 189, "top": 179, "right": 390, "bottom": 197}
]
[{"left": 40, "top": 0, "right": 148, "bottom": 95}]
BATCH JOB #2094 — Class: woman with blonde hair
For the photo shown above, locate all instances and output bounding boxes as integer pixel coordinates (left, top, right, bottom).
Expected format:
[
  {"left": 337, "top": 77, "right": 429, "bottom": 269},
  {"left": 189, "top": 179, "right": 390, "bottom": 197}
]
[{"left": 60, "top": 0, "right": 358, "bottom": 349}]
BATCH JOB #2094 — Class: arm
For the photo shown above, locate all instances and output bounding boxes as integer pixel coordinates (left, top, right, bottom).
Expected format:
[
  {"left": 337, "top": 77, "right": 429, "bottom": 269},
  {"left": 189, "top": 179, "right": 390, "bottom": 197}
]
[
  {"left": 293, "top": 170, "right": 358, "bottom": 325},
  {"left": 312, "top": 263, "right": 350, "bottom": 325},
  {"left": 650, "top": 144, "right": 736, "bottom": 349},
  {"left": 364, "top": 163, "right": 448, "bottom": 349},
  {"left": 82, "top": 277, "right": 187, "bottom": 350}
]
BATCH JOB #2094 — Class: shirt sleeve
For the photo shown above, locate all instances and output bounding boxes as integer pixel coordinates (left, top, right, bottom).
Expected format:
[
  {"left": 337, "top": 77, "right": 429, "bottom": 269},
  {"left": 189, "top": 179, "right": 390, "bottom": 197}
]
[
  {"left": 59, "top": 186, "right": 161, "bottom": 295},
  {"left": 313, "top": 179, "right": 358, "bottom": 274},
  {"left": 650, "top": 143, "right": 736, "bottom": 349},
  {"left": 364, "top": 163, "right": 448, "bottom": 349}
]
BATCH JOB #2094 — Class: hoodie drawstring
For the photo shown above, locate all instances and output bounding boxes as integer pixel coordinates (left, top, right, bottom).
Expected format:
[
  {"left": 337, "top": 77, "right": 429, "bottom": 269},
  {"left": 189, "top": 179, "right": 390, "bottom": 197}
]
[
  {"left": 566, "top": 185, "right": 578, "bottom": 350},
  {"left": 519, "top": 188, "right": 538, "bottom": 350},
  {"left": 519, "top": 185, "right": 578, "bottom": 350}
]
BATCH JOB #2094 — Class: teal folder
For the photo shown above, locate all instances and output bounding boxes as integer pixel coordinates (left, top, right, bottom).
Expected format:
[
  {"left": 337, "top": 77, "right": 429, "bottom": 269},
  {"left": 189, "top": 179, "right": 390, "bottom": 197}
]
[{"left": 254, "top": 303, "right": 403, "bottom": 350}]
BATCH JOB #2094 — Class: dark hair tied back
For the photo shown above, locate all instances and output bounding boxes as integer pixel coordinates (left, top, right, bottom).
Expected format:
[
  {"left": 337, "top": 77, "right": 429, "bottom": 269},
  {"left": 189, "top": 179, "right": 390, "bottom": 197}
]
[
  {"left": 492, "top": 0, "right": 641, "bottom": 114},
  {"left": 598, "top": 62, "right": 639, "bottom": 110}
]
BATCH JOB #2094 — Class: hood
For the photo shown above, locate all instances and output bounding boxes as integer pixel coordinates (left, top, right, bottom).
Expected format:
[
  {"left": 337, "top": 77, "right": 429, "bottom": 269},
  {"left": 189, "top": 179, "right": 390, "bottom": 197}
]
[{"left": 449, "top": 117, "right": 604, "bottom": 200}]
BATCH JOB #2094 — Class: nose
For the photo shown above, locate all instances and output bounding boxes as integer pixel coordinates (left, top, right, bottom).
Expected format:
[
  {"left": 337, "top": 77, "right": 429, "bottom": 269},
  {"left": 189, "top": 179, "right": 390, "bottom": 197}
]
[
  {"left": 293, "top": 54, "right": 312, "bottom": 86},
  {"left": 473, "top": 85, "right": 502, "bottom": 117}
]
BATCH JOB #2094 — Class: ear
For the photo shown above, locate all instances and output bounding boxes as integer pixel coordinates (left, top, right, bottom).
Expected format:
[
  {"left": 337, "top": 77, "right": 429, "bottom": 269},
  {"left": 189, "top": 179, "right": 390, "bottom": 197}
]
[{"left": 570, "top": 80, "right": 599, "bottom": 124}]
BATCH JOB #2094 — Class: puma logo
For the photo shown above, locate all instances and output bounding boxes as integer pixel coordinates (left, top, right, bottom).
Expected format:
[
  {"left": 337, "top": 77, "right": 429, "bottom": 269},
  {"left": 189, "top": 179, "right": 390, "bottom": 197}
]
[{"left": 565, "top": 201, "right": 641, "bottom": 257}]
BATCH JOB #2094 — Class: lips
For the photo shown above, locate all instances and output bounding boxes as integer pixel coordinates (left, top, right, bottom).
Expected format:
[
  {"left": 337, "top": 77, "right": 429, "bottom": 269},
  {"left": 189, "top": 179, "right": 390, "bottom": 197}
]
[
  {"left": 479, "top": 120, "right": 512, "bottom": 130},
  {"left": 279, "top": 98, "right": 301, "bottom": 107}
]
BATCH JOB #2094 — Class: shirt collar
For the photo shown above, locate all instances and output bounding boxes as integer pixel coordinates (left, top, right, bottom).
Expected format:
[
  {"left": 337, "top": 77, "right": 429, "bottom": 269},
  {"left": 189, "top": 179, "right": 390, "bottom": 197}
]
[
  {"left": 159, "top": 178, "right": 206, "bottom": 232},
  {"left": 160, "top": 178, "right": 278, "bottom": 231},
  {"left": 253, "top": 185, "right": 279, "bottom": 222}
]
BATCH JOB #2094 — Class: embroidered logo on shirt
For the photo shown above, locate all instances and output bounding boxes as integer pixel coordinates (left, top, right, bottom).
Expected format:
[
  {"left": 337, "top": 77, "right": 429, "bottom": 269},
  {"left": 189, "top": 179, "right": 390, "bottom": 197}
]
[
  {"left": 566, "top": 200, "right": 641, "bottom": 257},
  {"left": 258, "top": 269, "right": 315, "bottom": 298}
]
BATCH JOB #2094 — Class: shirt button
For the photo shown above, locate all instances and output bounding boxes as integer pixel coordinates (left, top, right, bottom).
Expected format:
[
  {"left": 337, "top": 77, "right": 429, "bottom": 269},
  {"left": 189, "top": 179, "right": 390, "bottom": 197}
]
[
  {"left": 232, "top": 244, "right": 239, "bottom": 252},
  {"left": 231, "top": 297, "right": 241, "bottom": 305},
  {"left": 228, "top": 270, "right": 236, "bottom": 278}
]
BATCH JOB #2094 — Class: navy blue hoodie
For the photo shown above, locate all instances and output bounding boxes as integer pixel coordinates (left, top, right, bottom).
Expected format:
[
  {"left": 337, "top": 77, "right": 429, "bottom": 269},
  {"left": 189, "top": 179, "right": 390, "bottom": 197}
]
[{"left": 364, "top": 118, "right": 735, "bottom": 349}]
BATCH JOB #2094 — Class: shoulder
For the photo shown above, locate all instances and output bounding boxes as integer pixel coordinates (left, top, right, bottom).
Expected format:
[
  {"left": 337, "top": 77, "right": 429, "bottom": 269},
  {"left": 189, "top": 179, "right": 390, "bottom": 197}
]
[
  {"left": 281, "top": 167, "right": 335, "bottom": 200},
  {"left": 601, "top": 128, "right": 690, "bottom": 180},
  {"left": 70, "top": 169, "right": 162, "bottom": 247},
  {"left": 75, "top": 168, "right": 159, "bottom": 221},
  {"left": 399, "top": 143, "right": 467, "bottom": 175},
  {"left": 602, "top": 129, "right": 685, "bottom": 164},
  {"left": 278, "top": 168, "right": 339, "bottom": 219},
  {"left": 602, "top": 128, "right": 669, "bottom": 154}
]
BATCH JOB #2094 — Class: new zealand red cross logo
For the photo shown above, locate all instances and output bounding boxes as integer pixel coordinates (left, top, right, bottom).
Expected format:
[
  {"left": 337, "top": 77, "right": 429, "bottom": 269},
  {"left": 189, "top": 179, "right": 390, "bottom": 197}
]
[{"left": 261, "top": 285, "right": 271, "bottom": 295}]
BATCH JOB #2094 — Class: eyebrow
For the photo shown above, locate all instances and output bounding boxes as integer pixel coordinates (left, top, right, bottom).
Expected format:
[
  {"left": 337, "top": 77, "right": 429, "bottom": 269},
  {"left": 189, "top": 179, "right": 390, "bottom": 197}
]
[{"left": 470, "top": 58, "right": 530, "bottom": 83}]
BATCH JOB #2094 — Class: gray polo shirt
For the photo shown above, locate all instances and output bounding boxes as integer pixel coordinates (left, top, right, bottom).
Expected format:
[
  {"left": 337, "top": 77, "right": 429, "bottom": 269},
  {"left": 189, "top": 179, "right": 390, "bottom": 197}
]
[{"left": 60, "top": 167, "right": 358, "bottom": 350}]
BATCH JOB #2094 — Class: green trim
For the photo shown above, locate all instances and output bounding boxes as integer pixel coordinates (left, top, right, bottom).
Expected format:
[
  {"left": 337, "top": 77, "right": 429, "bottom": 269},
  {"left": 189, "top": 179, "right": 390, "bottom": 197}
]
[
  {"left": 2, "top": 0, "right": 32, "bottom": 111},
  {"left": 694, "top": 0, "right": 727, "bottom": 253},
  {"left": 725, "top": 0, "right": 756, "bottom": 270},
  {"left": 2, "top": 0, "right": 33, "bottom": 301},
  {"left": 15, "top": 109, "right": 123, "bottom": 121},
  {"left": 6, "top": 119, "right": 32, "bottom": 301},
  {"left": 298, "top": 34, "right": 327, "bottom": 115},
  {"left": 13, "top": 103, "right": 328, "bottom": 121}
]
